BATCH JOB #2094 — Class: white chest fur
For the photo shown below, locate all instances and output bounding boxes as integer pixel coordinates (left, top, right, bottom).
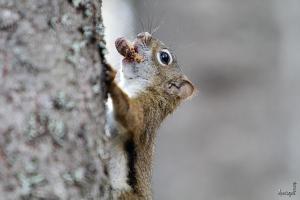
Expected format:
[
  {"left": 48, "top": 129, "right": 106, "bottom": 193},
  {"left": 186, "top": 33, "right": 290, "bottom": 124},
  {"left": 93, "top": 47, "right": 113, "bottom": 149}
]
[
  {"left": 119, "top": 71, "right": 149, "bottom": 98},
  {"left": 105, "top": 66, "right": 150, "bottom": 191},
  {"left": 105, "top": 96, "right": 130, "bottom": 191}
]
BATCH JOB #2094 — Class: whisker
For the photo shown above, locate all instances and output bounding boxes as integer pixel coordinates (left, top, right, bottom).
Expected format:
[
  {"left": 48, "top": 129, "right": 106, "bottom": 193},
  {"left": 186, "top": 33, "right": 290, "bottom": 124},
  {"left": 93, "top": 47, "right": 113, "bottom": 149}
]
[
  {"left": 138, "top": 17, "right": 145, "bottom": 32},
  {"left": 151, "top": 19, "right": 164, "bottom": 35},
  {"left": 147, "top": 13, "right": 151, "bottom": 33},
  {"left": 149, "top": 12, "right": 154, "bottom": 34}
]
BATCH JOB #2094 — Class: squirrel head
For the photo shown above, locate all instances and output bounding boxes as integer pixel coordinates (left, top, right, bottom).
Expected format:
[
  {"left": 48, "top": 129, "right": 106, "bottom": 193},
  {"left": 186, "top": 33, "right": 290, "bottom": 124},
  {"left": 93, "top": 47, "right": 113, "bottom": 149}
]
[{"left": 116, "top": 32, "right": 195, "bottom": 100}]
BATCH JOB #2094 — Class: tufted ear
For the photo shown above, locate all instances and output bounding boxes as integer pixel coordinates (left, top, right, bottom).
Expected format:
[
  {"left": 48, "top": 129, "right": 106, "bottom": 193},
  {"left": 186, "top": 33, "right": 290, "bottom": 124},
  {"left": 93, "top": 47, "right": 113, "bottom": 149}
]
[{"left": 166, "top": 78, "right": 195, "bottom": 100}]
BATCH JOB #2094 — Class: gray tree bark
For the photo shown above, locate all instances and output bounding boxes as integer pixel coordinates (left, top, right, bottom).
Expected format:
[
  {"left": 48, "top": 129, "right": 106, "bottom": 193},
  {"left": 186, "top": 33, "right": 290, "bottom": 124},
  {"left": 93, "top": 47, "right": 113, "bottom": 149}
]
[{"left": 0, "top": 0, "right": 110, "bottom": 199}]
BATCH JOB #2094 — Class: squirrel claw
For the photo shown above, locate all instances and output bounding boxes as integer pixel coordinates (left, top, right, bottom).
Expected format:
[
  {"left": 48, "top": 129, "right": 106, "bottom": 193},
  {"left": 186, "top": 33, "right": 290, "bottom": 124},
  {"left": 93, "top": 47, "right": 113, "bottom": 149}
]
[{"left": 104, "top": 64, "right": 116, "bottom": 86}]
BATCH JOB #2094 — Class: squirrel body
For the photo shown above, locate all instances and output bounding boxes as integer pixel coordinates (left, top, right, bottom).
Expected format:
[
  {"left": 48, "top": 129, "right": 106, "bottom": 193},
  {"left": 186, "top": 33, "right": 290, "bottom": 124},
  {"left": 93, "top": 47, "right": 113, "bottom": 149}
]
[{"left": 105, "top": 32, "right": 194, "bottom": 199}]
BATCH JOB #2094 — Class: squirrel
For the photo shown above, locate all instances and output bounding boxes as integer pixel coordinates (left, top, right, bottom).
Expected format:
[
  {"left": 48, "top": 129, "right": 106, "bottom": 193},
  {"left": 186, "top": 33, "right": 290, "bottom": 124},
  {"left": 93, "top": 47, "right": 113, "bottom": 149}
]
[{"left": 104, "top": 32, "right": 195, "bottom": 200}]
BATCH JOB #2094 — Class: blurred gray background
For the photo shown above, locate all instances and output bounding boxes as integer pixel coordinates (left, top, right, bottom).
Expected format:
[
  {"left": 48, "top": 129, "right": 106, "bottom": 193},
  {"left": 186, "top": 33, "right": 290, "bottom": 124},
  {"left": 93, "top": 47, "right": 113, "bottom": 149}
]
[{"left": 103, "top": 0, "right": 300, "bottom": 199}]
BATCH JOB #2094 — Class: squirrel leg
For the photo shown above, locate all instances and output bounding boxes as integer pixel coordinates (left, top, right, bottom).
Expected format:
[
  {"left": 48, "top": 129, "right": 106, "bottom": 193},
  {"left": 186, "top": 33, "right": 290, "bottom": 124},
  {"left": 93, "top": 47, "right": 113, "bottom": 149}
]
[{"left": 105, "top": 64, "right": 131, "bottom": 127}]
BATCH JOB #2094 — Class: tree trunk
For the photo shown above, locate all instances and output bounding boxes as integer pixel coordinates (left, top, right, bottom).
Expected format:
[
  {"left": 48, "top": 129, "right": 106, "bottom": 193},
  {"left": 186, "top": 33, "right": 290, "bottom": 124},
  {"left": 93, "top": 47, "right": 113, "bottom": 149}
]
[{"left": 0, "top": 0, "right": 110, "bottom": 199}]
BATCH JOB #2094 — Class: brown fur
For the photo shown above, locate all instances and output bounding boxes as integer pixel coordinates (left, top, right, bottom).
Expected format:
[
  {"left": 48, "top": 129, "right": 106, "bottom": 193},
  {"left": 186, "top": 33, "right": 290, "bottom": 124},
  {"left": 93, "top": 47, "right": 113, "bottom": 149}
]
[{"left": 105, "top": 32, "right": 194, "bottom": 199}]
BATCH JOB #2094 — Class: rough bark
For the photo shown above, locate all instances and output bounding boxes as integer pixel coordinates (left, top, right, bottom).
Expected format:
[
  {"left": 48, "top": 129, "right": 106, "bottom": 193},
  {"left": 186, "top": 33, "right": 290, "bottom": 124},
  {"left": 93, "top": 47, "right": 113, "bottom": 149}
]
[{"left": 0, "top": 0, "right": 110, "bottom": 199}]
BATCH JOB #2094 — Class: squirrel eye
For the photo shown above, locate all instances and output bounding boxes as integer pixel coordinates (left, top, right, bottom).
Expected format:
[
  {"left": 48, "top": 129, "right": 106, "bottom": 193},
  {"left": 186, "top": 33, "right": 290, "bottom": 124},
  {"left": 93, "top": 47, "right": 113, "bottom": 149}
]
[{"left": 157, "top": 49, "right": 172, "bottom": 66}]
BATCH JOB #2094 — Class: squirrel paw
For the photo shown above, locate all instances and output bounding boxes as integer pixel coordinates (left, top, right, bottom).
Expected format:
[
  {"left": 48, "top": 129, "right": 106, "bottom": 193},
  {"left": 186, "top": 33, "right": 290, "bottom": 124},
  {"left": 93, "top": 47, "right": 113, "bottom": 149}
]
[{"left": 104, "top": 64, "right": 117, "bottom": 86}]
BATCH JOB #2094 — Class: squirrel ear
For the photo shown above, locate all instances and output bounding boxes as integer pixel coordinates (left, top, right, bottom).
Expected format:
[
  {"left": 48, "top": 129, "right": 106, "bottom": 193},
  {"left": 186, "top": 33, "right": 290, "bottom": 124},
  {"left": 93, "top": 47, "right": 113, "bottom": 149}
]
[{"left": 166, "top": 78, "right": 195, "bottom": 100}]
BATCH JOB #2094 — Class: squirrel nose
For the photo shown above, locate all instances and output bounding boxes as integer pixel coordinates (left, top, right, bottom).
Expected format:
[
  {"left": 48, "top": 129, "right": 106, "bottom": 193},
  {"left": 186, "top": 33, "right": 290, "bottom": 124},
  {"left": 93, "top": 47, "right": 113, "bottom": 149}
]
[{"left": 137, "top": 32, "right": 152, "bottom": 40}]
